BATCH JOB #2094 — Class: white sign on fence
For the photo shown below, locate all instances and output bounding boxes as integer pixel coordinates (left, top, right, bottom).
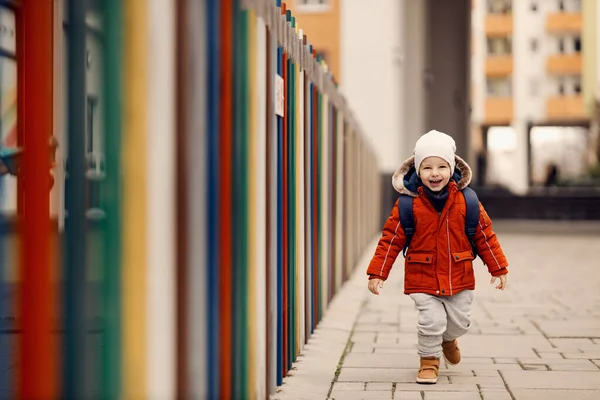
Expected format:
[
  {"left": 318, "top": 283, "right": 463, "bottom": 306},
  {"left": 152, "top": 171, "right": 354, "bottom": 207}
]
[{"left": 275, "top": 74, "right": 284, "bottom": 117}]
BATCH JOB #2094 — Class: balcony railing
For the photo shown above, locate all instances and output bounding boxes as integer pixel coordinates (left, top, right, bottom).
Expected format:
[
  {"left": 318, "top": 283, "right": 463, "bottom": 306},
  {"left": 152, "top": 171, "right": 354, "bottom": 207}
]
[
  {"left": 485, "top": 98, "right": 513, "bottom": 124},
  {"left": 546, "top": 13, "right": 582, "bottom": 33},
  {"left": 485, "top": 56, "right": 513, "bottom": 77},
  {"left": 546, "top": 95, "right": 587, "bottom": 121},
  {"left": 546, "top": 54, "right": 582, "bottom": 75},
  {"left": 485, "top": 15, "right": 513, "bottom": 36}
]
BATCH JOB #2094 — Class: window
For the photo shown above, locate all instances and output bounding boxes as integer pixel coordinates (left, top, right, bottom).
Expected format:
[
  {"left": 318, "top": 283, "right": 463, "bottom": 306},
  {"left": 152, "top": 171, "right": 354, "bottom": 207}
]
[
  {"left": 573, "top": 77, "right": 581, "bottom": 94},
  {"left": 558, "top": 38, "right": 565, "bottom": 53},
  {"left": 530, "top": 38, "right": 538, "bottom": 52},
  {"left": 487, "top": 37, "right": 512, "bottom": 55},
  {"left": 558, "top": 80, "right": 565, "bottom": 95},
  {"left": 488, "top": 0, "right": 512, "bottom": 14},
  {"left": 296, "top": 0, "right": 331, "bottom": 12},
  {"left": 574, "top": 37, "right": 582, "bottom": 53},
  {"left": 486, "top": 78, "right": 512, "bottom": 97}
]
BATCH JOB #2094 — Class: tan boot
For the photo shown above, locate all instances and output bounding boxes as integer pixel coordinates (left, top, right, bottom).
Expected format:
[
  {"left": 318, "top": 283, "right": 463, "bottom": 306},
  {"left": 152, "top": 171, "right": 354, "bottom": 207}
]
[
  {"left": 416, "top": 357, "right": 439, "bottom": 384},
  {"left": 442, "top": 339, "right": 461, "bottom": 365}
]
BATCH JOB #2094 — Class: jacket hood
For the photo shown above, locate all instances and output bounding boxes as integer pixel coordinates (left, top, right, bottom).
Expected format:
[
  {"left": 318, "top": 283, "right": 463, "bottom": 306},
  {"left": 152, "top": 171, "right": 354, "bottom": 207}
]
[{"left": 392, "top": 155, "right": 472, "bottom": 197}]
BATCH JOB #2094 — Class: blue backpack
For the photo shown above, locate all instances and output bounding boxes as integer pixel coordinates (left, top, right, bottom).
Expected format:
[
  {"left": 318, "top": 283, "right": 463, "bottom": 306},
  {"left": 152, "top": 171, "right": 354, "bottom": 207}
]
[{"left": 397, "top": 187, "right": 480, "bottom": 258}]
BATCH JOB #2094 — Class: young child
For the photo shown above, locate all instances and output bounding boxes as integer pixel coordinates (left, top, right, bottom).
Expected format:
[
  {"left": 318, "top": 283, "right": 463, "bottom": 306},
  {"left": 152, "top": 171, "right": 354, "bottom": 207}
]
[{"left": 366, "top": 130, "right": 509, "bottom": 384}]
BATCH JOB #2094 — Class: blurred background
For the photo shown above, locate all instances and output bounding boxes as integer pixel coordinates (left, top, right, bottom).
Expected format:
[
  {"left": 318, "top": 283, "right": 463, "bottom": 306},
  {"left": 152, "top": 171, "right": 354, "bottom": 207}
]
[{"left": 0, "top": 0, "right": 599, "bottom": 399}]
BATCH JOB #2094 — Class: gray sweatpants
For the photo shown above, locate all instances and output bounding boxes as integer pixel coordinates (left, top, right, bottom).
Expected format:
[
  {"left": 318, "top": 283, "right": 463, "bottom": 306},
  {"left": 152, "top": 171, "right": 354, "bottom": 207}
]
[{"left": 409, "top": 290, "right": 474, "bottom": 358}]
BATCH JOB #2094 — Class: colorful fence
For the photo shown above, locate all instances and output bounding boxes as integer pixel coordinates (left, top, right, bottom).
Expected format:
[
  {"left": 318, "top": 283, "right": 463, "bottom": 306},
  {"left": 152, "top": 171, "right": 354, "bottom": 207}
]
[{"left": 0, "top": 0, "right": 380, "bottom": 398}]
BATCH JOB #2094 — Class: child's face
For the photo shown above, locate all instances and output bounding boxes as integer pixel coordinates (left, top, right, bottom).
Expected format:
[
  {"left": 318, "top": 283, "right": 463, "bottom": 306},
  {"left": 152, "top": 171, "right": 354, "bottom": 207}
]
[{"left": 419, "top": 156, "right": 451, "bottom": 192}]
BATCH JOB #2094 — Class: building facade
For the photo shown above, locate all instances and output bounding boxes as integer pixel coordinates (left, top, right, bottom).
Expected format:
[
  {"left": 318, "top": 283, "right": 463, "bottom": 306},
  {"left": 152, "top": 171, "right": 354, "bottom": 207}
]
[
  {"left": 288, "top": 0, "right": 600, "bottom": 197},
  {"left": 471, "top": 0, "right": 599, "bottom": 192}
]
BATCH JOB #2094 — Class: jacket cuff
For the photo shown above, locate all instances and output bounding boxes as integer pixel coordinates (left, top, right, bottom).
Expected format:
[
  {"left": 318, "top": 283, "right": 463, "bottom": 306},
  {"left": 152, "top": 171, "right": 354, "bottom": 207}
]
[
  {"left": 490, "top": 267, "right": 508, "bottom": 277},
  {"left": 369, "top": 274, "right": 385, "bottom": 280}
]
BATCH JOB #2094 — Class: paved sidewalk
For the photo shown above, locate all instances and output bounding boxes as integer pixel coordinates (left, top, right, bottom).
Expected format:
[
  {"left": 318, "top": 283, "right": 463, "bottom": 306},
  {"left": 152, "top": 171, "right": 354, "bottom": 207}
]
[{"left": 272, "top": 221, "right": 600, "bottom": 400}]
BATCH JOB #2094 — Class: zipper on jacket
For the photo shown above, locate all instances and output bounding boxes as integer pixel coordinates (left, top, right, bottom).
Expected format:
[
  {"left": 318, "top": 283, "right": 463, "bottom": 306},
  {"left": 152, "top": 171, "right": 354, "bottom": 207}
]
[{"left": 447, "top": 216, "right": 452, "bottom": 295}]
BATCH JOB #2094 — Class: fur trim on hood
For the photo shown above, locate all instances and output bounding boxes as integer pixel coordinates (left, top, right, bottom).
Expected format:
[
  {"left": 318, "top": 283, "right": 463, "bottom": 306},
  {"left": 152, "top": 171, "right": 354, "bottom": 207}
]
[{"left": 392, "top": 155, "right": 472, "bottom": 197}]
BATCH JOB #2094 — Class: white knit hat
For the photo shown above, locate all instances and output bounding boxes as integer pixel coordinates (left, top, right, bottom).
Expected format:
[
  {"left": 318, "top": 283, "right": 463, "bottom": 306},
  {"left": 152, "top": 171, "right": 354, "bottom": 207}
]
[{"left": 414, "top": 130, "right": 456, "bottom": 176}]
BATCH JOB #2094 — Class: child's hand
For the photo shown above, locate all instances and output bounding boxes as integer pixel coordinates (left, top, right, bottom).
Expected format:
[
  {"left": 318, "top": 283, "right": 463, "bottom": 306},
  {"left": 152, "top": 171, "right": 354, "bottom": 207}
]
[
  {"left": 368, "top": 279, "right": 384, "bottom": 295},
  {"left": 490, "top": 274, "right": 507, "bottom": 291}
]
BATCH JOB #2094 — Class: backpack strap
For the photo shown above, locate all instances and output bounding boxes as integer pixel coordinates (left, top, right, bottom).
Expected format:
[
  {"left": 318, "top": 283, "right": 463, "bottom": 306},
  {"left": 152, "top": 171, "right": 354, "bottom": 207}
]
[
  {"left": 461, "top": 187, "right": 480, "bottom": 256},
  {"left": 397, "top": 195, "right": 414, "bottom": 257}
]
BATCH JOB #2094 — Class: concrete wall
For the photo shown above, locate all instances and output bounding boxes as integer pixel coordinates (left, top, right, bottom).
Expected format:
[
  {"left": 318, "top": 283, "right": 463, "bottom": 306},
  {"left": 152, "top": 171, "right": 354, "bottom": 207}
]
[
  {"left": 341, "top": 0, "right": 472, "bottom": 171},
  {"left": 511, "top": 0, "right": 535, "bottom": 194},
  {"left": 471, "top": 0, "right": 485, "bottom": 128},
  {"left": 402, "top": 0, "right": 427, "bottom": 161},
  {"left": 424, "top": 0, "right": 470, "bottom": 159},
  {"left": 340, "top": 0, "right": 403, "bottom": 174}
]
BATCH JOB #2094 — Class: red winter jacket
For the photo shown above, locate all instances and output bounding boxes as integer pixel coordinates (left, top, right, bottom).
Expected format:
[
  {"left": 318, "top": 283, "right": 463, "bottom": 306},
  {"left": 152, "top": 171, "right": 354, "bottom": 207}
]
[{"left": 366, "top": 155, "right": 508, "bottom": 296}]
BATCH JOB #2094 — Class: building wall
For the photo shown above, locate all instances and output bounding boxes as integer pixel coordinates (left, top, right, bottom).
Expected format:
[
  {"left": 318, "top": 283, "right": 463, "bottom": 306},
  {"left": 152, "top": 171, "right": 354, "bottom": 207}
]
[
  {"left": 471, "top": 0, "right": 485, "bottom": 127},
  {"left": 425, "top": 0, "right": 470, "bottom": 158},
  {"left": 401, "top": 0, "right": 427, "bottom": 162},
  {"left": 286, "top": 0, "right": 340, "bottom": 79},
  {"left": 471, "top": 0, "right": 598, "bottom": 193},
  {"left": 339, "top": 0, "right": 402, "bottom": 173},
  {"left": 583, "top": 0, "right": 597, "bottom": 114}
]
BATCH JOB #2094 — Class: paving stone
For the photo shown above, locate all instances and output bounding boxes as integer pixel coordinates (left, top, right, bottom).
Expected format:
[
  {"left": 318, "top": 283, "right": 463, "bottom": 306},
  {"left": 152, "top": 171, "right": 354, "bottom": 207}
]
[
  {"left": 357, "top": 314, "right": 381, "bottom": 323},
  {"left": 521, "top": 364, "right": 549, "bottom": 371},
  {"left": 447, "top": 375, "right": 505, "bottom": 388},
  {"left": 495, "top": 357, "right": 597, "bottom": 371},
  {"left": 332, "top": 382, "right": 365, "bottom": 391},
  {"left": 537, "top": 351, "right": 566, "bottom": 359},
  {"left": 459, "top": 357, "right": 495, "bottom": 364},
  {"left": 473, "top": 369, "right": 501, "bottom": 377},
  {"left": 446, "top": 363, "right": 523, "bottom": 372},
  {"left": 393, "top": 392, "right": 423, "bottom": 400},
  {"left": 517, "top": 357, "right": 587, "bottom": 365},
  {"left": 441, "top": 369, "right": 477, "bottom": 377},
  {"left": 510, "top": 389, "right": 600, "bottom": 400},
  {"left": 501, "top": 371, "right": 600, "bottom": 390},
  {"left": 549, "top": 338, "right": 597, "bottom": 349},
  {"left": 547, "top": 361, "right": 600, "bottom": 371},
  {"left": 380, "top": 315, "right": 400, "bottom": 324},
  {"left": 351, "top": 332, "right": 377, "bottom": 343},
  {"left": 337, "top": 368, "right": 419, "bottom": 383},
  {"left": 353, "top": 342, "right": 409, "bottom": 349},
  {"left": 374, "top": 347, "right": 417, "bottom": 355},
  {"left": 354, "top": 323, "right": 399, "bottom": 333},
  {"left": 534, "top": 320, "right": 600, "bottom": 338},
  {"left": 366, "top": 382, "right": 393, "bottom": 391},
  {"left": 394, "top": 383, "right": 478, "bottom": 392},
  {"left": 479, "top": 388, "right": 513, "bottom": 400},
  {"left": 377, "top": 333, "right": 417, "bottom": 342},
  {"left": 329, "top": 390, "right": 392, "bottom": 400},
  {"left": 563, "top": 351, "right": 600, "bottom": 359},
  {"left": 343, "top": 354, "right": 420, "bottom": 369},
  {"left": 532, "top": 347, "right": 571, "bottom": 353},
  {"left": 377, "top": 336, "right": 399, "bottom": 344},
  {"left": 493, "top": 358, "right": 518, "bottom": 364},
  {"left": 350, "top": 345, "right": 375, "bottom": 353},
  {"left": 423, "top": 392, "right": 481, "bottom": 400}
]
